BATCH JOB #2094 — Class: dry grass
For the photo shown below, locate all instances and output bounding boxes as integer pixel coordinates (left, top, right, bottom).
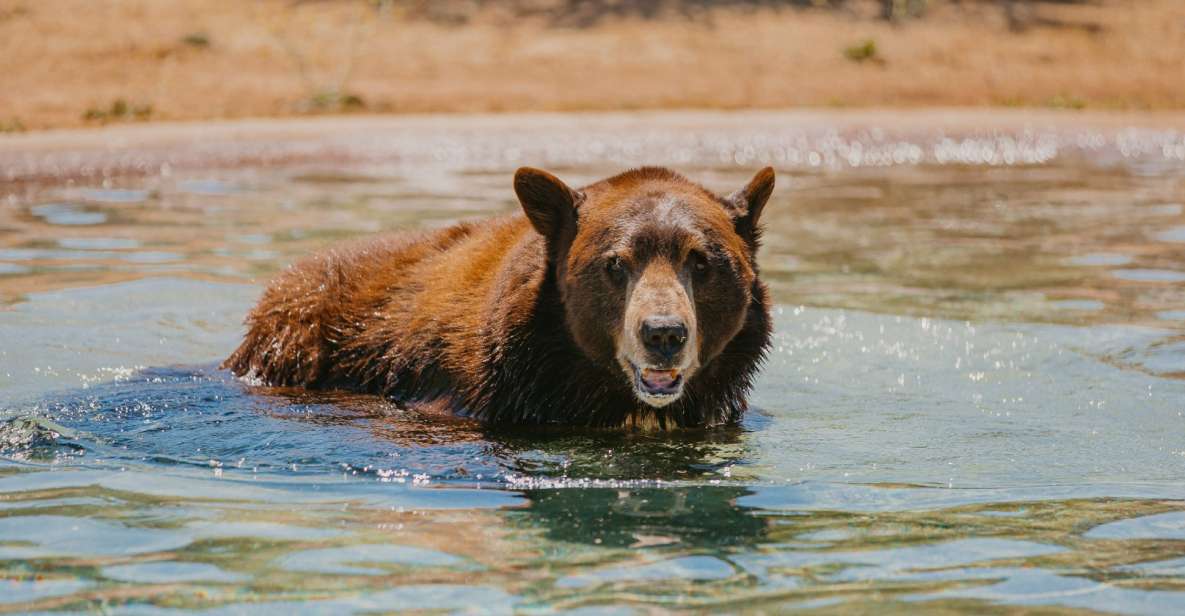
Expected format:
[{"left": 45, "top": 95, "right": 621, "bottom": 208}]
[{"left": 1, "top": 0, "right": 1184, "bottom": 130}]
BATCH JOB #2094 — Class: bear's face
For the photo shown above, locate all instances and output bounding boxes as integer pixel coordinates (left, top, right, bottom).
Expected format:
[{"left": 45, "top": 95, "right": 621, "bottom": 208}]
[{"left": 515, "top": 167, "right": 774, "bottom": 408}]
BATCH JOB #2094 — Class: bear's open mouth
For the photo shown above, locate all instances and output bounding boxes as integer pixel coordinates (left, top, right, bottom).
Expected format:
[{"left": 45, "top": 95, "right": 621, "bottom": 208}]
[{"left": 629, "top": 363, "right": 685, "bottom": 405}]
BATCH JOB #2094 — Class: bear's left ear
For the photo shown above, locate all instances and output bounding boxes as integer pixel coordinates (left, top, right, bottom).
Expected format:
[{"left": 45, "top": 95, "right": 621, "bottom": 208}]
[
  {"left": 514, "top": 167, "right": 581, "bottom": 252},
  {"left": 725, "top": 167, "right": 775, "bottom": 248}
]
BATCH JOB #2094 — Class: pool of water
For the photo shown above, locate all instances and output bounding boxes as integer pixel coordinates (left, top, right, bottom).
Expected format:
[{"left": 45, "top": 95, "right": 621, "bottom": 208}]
[{"left": 2, "top": 113, "right": 1185, "bottom": 613}]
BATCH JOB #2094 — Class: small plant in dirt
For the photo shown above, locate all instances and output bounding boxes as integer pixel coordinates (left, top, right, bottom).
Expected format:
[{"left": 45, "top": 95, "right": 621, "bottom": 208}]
[
  {"left": 843, "top": 39, "right": 883, "bottom": 64},
  {"left": 1046, "top": 94, "right": 1087, "bottom": 110},
  {"left": 302, "top": 91, "right": 366, "bottom": 113},
  {"left": 880, "top": 0, "right": 928, "bottom": 21},
  {"left": 0, "top": 118, "right": 26, "bottom": 134},
  {"left": 270, "top": 0, "right": 393, "bottom": 115},
  {"left": 181, "top": 32, "right": 211, "bottom": 48},
  {"left": 83, "top": 99, "right": 153, "bottom": 123},
  {"left": 0, "top": 5, "right": 28, "bottom": 21}
]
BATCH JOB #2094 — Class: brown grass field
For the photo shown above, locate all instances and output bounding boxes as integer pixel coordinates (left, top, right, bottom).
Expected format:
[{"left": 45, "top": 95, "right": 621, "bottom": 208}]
[{"left": 1, "top": 0, "right": 1184, "bottom": 131}]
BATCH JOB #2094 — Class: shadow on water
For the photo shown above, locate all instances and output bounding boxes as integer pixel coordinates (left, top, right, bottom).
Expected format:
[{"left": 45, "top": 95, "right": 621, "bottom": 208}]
[{"left": 17, "top": 365, "right": 753, "bottom": 485}]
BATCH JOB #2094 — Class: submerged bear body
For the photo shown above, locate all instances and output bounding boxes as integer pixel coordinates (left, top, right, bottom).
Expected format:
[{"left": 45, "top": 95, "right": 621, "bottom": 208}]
[{"left": 225, "top": 167, "right": 775, "bottom": 429}]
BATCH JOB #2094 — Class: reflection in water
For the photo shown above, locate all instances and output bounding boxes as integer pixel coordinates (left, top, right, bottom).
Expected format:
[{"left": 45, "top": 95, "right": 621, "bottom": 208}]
[
  {"left": 0, "top": 468, "right": 1183, "bottom": 612},
  {"left": 515, "top": 486, "right": 766, "bottom": 549},
  {"left": 2, "top": 119, "right": 1185, "bottom": 612},
  {"left": 488, "top": 426, "right": 749, "bottom": 481}
]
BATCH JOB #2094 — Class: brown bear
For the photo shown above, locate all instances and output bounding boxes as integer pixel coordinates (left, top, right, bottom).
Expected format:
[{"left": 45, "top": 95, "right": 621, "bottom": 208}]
[{"left": 224, "top": 166, "right": 775, "bottom": 429}]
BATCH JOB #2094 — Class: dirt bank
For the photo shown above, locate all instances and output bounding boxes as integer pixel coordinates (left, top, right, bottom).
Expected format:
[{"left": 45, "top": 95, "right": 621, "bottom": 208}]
[{"left": 1, "top": 0, "right": 1184, "bottom": 131}]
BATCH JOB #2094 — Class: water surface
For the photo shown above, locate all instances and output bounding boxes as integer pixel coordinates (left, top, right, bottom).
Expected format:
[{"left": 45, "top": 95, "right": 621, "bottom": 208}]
[{"left": 2, "top": 115, "right": 1185, "bottom": 613}]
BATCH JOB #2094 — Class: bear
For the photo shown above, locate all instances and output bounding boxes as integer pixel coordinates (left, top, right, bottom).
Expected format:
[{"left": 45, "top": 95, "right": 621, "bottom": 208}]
[{"left": 223, "top": 166, "right": 775, "bottom": 429}]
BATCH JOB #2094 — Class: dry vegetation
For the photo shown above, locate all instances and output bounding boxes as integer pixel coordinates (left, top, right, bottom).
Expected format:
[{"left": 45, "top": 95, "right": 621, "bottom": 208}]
[{"left": 1, "top": 0, "right": 1184, "bottom": 130}]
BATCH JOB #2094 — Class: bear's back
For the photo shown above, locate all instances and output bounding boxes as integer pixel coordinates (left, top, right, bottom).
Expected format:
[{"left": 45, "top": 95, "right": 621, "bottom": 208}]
[{"left": 224, "top": 214, "right": 539, "bottom": 395}]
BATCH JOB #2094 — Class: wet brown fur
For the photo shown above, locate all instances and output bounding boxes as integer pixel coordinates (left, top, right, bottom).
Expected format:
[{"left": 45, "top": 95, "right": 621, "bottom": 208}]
[{"left": 224, "top": 167, "right": 774, "bottom": 429}]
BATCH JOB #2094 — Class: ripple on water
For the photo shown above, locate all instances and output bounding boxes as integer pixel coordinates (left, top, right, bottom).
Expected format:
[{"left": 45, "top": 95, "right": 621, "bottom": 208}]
[
  {"left": 0, "top": 248, "right": 116, "bottom": 260},
  {"left": 183, "top": 520, "right": 348, "bottom": 542},
  {"left": 0, "top": 496, "right": 107, "bottom": 511},
  {"left": 732, "top": 538, "right": 1064, "bottom": 584},
  {"left": 107, "top": 585, "right": 518, "bottom": 615},
  {"left": 101, "top": 561, "right": 248, "bottom": 584},
  {"left": 29, "top": 203, "right": 106, "bottom": 226},
  {"left": 119, "top": 251, "right": 182, "bottom": 263},
  {"left": 1154, "top": 226, "right": 1185, "bottom": 243},
  {"left": 1048, "top": 299, "right": 1105, "bottom": 311},
  {"left": 1116, "top": 556, "right": 1185, "bottom": 577},
  {"left": 910, "top": 568, "right": 1185, "bottom": 614},
  {"left": 1085, "top": 512, "right": 1185, "bottom": 540},
  {"left": 77, "top": 188, "right": 149, "bottom": 203},
  {"left": 1146, "top": 203, "right": 1185, "bottom": 216},
  {"left": 1064, "top": 253, "right": 1132, "bottom": 267},
  {"left": 0, "top": 263, "right": 30, "bottom": 275},
  {"left": 0, "top": 515, "right": 194, "bottom": 559},
  {"left": 177, "top": 179, "right": 240, "bottom": 196},
  {"left": 557, "top": 555, "right": 736, "bottom": 588},
  {"left": 57, "top": 237, "right": 141, "bottom": 250},
  {"left": 233, "top": 233, "right": 272, "bottom": 245},
  {"left": 1111, "top": 268, "right": 1185, "bottom": 283},
  {"left": 0, "top": 578, "right": 92, "bottom": 605},
  {"left": 278, "top": 544, "right": 473, "bottom": 576}
]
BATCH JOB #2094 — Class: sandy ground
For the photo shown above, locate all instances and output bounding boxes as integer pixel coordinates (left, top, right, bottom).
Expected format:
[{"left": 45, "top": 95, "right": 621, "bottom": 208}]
[{"left": 2, "top": 1, "right": 1185, "bottom": 131}]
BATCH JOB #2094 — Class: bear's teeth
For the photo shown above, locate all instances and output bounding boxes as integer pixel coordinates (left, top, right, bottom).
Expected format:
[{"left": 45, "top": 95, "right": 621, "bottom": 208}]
[{"left": 641, "top": 368, "right": 680, "bottom": 385}]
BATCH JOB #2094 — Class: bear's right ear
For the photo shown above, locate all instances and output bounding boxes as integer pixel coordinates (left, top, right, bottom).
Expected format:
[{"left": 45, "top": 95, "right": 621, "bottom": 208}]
[
  {"left": 514, "top": 167, "right": 580, "bottom": 244},
  {"left": 725, "top": 167, "right": 775, "bottom": 249}
]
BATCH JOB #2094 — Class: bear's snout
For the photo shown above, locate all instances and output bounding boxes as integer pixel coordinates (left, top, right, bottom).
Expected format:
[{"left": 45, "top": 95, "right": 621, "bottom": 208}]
[
  {"left": 617, "top": 259, "right": 700, "bottom": 408},
  {"left": 640, "top": 316, "right": 688, "bottom": 360}
]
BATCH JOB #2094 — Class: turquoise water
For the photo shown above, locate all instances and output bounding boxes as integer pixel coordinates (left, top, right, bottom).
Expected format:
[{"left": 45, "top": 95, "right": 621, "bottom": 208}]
[{"left": 2, "top": 117, "right": 1185, "bottom": 613}]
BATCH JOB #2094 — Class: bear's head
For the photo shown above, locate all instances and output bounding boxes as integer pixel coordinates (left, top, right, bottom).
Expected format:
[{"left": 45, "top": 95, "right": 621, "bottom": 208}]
[{"left": 515, "top": 166, "right": 774, "bottom": 409}]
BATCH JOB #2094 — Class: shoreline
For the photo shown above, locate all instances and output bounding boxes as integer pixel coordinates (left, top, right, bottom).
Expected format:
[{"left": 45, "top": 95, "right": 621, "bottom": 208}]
[
  {"left": 4, "top": 109, "right": 1185, "bottom": 185},
  {"left": 8, "top": 107, "right": 1185, "bottom": 146}
]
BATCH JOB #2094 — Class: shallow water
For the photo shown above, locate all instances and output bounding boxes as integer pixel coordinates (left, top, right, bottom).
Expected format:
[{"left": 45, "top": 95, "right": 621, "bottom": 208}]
[{"left": 2, "top": 116, "right": 1185, "bottom": 613}]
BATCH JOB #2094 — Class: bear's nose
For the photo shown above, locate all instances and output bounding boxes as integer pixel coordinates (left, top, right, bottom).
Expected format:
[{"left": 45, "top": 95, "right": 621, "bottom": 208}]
[{"left": 640, "top": 317, "right": 688, "bottom": 359}]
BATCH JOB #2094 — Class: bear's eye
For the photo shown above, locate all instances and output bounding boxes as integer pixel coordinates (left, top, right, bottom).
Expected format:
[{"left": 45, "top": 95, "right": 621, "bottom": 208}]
[
  {"left": 604, "top": 256, "right": 628, "bottom": 284},
  {"left": 689, "top": 251, "right": 711, "bottom": 279}
]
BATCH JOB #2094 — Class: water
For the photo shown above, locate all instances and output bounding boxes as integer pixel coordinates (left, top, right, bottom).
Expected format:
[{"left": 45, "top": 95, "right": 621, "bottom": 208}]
[{"left": 2, "top": 113, "right": 1185, "bottom": 613}]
